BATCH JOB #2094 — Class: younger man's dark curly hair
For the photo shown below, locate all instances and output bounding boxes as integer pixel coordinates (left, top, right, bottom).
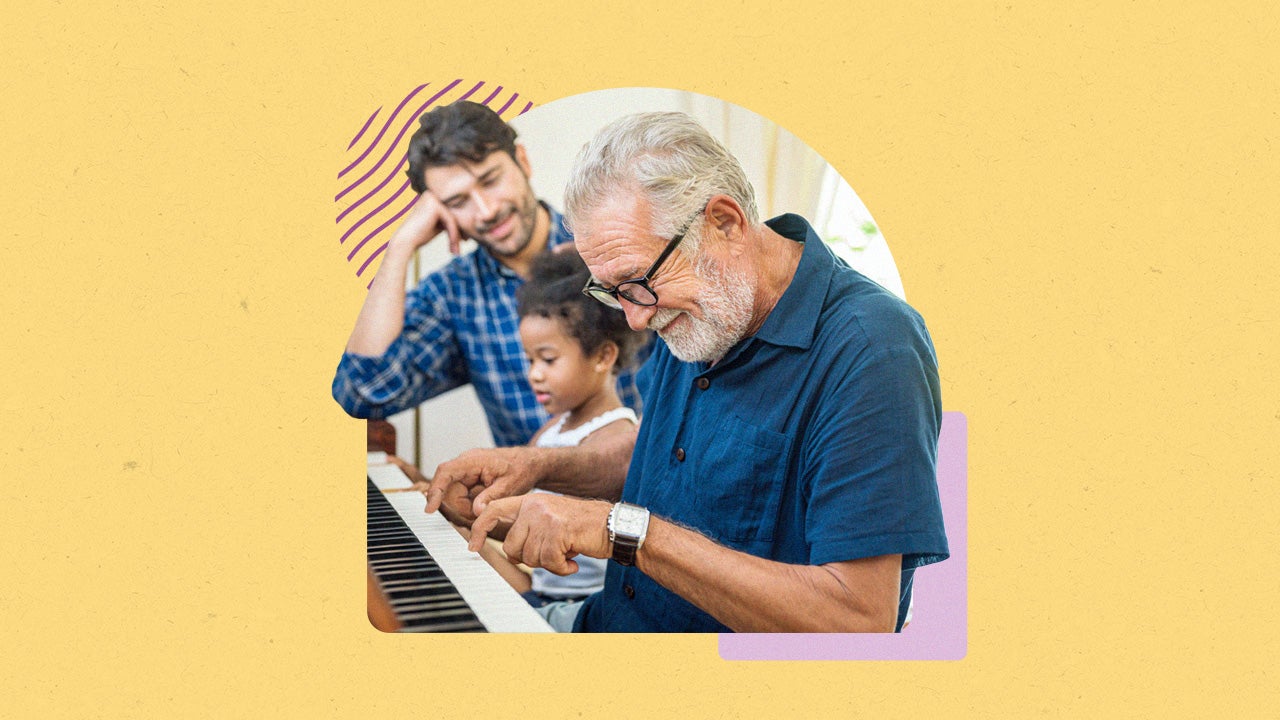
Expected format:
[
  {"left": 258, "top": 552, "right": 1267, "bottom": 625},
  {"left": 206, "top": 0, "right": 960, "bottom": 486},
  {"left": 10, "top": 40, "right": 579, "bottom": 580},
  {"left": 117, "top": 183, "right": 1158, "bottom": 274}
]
[
  {"left": 405, "top": 101, "right": 519, "bottom": 194},
  {"left": 516, "top": 249, "right": 648, "bottom": 373}
]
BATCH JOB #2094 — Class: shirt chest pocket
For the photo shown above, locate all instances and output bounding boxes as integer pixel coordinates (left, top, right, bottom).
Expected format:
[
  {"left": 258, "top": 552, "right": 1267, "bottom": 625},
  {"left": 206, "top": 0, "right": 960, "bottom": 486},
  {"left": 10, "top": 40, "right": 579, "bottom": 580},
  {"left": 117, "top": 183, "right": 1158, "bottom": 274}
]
[{"left": 692, "top": 414, "right": 792, "bottom": 546}]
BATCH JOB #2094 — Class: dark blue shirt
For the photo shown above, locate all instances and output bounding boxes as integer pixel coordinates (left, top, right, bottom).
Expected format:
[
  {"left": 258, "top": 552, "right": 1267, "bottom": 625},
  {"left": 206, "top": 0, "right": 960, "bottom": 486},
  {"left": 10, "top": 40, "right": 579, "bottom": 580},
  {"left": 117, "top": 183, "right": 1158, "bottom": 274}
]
[
  {"left": 575, "top": 214, "right": 948, "bottom": 632},
  {"left": 332, "top": 203, "right": 644, "bottom": 447}
]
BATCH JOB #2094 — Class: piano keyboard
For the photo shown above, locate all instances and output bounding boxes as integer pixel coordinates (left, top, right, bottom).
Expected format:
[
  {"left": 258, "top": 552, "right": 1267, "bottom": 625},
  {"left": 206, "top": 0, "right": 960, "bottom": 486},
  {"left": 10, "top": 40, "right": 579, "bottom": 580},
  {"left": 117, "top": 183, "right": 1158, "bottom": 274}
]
[
  {"left": 367, "top": 465, "right": 552, "bottom": 633},
  {"left": 367, "top": 458, "right": 413, "bottom": 490}
]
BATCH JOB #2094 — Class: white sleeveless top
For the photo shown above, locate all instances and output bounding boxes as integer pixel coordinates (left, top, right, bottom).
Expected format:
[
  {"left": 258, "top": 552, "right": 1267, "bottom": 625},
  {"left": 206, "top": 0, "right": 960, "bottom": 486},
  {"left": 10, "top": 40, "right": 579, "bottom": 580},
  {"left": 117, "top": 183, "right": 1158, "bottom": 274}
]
[{"left": 530, "top": 407, "right": 638, "bottom": 598}]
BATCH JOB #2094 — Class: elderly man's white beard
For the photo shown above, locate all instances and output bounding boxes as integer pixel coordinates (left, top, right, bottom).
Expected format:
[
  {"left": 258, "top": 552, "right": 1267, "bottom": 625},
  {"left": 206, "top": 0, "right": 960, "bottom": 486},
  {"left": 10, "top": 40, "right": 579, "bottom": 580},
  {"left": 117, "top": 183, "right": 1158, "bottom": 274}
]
[{"left": 649, "top": 254, "right": 756, "bottom": 364}]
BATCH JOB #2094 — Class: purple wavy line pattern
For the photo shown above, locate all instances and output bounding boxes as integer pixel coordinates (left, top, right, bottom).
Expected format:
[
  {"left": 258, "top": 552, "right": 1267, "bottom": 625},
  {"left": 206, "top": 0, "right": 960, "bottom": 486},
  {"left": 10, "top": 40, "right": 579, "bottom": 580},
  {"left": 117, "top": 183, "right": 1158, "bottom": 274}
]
[
  {"left": 347, "top": 107, "right": 380, "bottom": 151},
  {"left": 339, "top": 83, "right": 430, "bottom": 180},
  {"left": 337, "top": 81, "right": 535, "bottom": 286},
  {"left": 336, "top": 81, "right": 484, "bottom": 228},
  {"left": 347, "top": 178, "right": 412, "bottom": 261},
  {"left": 336, "top": 80, "right": 463, "bottom": 202}
]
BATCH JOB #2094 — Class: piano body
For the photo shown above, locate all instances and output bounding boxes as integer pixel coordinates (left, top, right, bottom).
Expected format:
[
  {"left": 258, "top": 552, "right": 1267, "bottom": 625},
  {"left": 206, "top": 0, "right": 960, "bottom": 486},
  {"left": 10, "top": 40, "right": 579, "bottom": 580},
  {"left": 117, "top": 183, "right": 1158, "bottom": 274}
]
[{"left": 366, "top": 456, "right": 553, "bottom": 633}]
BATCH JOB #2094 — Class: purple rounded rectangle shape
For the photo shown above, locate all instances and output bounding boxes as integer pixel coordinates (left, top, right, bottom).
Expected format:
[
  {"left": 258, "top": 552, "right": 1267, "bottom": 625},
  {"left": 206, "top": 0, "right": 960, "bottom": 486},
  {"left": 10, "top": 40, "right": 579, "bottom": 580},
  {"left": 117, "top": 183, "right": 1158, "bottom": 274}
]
[{"left": 718, "top": 411, "right": 968, "bottom": 660}]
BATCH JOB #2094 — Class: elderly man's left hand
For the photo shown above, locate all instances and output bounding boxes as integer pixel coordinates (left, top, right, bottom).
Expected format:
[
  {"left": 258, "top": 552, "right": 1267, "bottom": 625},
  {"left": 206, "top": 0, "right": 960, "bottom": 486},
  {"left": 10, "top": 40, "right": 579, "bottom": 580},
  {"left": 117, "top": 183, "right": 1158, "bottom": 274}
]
[{"left": 468, "top": 494, "right": 613, "bottom": 575}]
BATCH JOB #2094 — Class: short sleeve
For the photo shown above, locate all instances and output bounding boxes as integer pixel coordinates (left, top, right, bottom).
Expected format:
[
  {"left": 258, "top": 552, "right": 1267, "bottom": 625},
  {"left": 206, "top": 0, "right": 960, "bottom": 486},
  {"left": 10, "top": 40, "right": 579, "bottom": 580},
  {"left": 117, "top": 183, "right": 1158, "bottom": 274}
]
[{"left": 801, "top": 312, "right": 948, "bottom": 570}]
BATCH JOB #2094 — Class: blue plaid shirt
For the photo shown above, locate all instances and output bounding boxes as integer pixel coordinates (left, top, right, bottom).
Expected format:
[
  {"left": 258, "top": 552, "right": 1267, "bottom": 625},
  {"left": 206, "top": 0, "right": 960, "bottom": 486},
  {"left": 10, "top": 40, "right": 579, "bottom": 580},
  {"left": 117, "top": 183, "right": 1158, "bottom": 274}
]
[{"left": 332, "top": 203, "right": 645, "bottom": 447}]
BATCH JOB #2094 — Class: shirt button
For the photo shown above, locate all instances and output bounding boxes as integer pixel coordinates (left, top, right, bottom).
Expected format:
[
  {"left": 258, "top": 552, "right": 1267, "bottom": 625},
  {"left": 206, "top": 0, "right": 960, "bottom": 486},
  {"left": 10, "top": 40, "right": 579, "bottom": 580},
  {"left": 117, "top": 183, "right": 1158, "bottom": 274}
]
[
  {"left": 695, "top": 377, "right": 710, "bottom": 390},
  {"left": 623, "top": 585, "right": 636, "bottom": 599},
  {"left": 675, "top": 447, "right": 686, "bottom": 462}
]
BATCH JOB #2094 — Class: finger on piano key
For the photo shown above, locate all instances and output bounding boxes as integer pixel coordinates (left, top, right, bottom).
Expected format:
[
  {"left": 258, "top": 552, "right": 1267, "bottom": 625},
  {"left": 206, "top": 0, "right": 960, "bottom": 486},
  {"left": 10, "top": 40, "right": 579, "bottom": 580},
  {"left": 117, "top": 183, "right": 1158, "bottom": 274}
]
[{"left": 368, "top": 473, "right": 552, "bottom": 633}]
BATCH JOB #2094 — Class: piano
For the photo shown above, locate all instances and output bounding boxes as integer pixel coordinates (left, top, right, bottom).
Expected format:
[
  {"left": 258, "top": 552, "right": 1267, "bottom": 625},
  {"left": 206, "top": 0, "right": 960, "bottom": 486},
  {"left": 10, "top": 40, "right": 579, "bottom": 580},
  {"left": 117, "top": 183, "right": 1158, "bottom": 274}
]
[{"left": 366, "top": 456, "right": 553, "bottom": 633}]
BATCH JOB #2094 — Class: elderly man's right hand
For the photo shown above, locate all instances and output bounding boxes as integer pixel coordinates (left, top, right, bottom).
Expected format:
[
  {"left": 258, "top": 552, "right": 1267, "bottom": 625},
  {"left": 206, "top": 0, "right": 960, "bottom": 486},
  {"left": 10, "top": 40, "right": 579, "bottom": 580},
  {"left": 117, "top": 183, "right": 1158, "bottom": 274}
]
[{"left": 425, "top": 446, "right": 543, "bottom": 517}]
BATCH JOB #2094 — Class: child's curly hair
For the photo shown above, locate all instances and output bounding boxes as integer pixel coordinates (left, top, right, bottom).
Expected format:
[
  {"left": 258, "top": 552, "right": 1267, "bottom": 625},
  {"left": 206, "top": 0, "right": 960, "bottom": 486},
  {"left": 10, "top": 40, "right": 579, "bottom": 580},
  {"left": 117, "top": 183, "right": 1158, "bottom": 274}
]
[{"left": 516, "top": 248, "right": 649, "bottom": 373}]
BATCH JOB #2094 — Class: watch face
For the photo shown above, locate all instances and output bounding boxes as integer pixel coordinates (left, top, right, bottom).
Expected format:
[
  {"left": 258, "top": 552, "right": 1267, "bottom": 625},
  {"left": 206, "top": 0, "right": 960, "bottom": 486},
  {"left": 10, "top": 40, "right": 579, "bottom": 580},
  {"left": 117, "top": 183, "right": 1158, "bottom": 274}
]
[{"left": 614, "top": 505, "right": 648, "bottom": 536}]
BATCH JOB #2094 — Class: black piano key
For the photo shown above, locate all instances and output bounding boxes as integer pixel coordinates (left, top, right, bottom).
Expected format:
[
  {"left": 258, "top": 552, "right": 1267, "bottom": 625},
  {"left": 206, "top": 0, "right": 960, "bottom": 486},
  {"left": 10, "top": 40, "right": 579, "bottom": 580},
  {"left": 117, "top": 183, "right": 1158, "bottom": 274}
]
[{"left": 367, "top": 478, "right": 486, "bottom": 633}]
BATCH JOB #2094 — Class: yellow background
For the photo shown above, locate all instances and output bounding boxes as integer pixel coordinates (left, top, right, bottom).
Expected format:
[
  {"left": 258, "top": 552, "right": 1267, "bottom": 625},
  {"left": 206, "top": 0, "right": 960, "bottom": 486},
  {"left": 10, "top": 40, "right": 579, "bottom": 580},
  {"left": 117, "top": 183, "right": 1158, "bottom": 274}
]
[{"left": 2, "top": 1, "right": 1276, "bottom": 717}]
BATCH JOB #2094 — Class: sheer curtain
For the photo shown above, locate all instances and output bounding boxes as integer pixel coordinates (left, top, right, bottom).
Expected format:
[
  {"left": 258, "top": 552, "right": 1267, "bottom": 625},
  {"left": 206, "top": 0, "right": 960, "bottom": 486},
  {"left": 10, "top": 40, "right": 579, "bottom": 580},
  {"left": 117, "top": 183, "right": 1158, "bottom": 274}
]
[{"left": 676, "top": 93, "right": 905, "bottom": 300}]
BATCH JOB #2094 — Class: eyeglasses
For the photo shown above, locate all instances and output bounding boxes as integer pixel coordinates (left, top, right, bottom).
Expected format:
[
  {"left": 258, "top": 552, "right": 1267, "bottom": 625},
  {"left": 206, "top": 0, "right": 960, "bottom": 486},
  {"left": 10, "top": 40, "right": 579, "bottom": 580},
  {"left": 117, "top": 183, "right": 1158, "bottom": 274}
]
[{"left": 581, "top": 206, "right": 704, "bottom": 310}]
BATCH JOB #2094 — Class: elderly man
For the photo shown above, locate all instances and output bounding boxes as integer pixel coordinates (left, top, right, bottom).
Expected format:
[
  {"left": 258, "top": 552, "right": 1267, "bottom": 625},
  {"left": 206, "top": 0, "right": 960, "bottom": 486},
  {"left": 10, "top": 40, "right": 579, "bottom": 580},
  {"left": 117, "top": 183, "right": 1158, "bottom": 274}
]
[
  {"left": 430, "top": 111, "right": 948, "bottom": 632},
  {"left": 333, "top": 100, "right": 643, "bottom": 450}
]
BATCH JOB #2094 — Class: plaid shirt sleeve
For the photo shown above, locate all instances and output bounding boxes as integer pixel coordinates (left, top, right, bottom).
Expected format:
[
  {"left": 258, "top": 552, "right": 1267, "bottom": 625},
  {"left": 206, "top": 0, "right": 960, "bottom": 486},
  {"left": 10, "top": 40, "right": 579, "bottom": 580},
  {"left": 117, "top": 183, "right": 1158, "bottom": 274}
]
[{"left": 331, "top": 273, "right": 468, "bottom": 419}]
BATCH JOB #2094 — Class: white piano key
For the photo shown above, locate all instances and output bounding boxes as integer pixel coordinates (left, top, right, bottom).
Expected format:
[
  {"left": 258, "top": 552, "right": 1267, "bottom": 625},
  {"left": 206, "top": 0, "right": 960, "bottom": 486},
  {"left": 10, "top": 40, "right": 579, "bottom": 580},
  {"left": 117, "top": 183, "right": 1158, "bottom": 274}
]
[
  {"left": 367, "top": 463, "right": 414, "bottom": 490},
  {"left": 373, "top": 464, "right": 553, "bottom": 633}
]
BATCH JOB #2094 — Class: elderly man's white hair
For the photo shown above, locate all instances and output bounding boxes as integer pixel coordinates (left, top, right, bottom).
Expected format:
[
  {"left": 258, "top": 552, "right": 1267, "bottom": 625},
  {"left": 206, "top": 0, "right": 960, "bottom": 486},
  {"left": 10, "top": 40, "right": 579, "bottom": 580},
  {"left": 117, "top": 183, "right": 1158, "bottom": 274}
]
[{"left": 564, "top": 111, "right": 760, "bottom": 250}]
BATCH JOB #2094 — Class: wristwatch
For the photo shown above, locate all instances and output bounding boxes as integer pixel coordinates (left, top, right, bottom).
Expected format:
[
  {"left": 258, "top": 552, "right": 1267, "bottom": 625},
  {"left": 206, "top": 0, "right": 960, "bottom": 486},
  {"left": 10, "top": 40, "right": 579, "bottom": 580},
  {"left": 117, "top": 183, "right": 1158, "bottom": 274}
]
[{"left": 607, "top": 502, "right": 651, "bottom": 566}]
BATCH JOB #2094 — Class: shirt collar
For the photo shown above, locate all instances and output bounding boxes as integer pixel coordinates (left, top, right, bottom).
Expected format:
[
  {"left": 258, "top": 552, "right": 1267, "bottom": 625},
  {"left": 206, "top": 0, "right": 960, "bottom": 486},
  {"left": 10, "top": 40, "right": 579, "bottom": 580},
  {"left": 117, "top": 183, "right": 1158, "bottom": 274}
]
[{"left": 749, "top": 213, "right": 835, "bottom": 351}]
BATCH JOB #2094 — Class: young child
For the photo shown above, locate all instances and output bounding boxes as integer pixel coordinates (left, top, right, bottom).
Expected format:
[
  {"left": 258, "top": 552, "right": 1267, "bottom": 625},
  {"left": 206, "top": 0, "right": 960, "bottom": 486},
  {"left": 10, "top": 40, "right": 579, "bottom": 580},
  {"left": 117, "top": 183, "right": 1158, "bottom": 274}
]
[{"left": 513, "top": 248, "right": 648, "bottom": 607}]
